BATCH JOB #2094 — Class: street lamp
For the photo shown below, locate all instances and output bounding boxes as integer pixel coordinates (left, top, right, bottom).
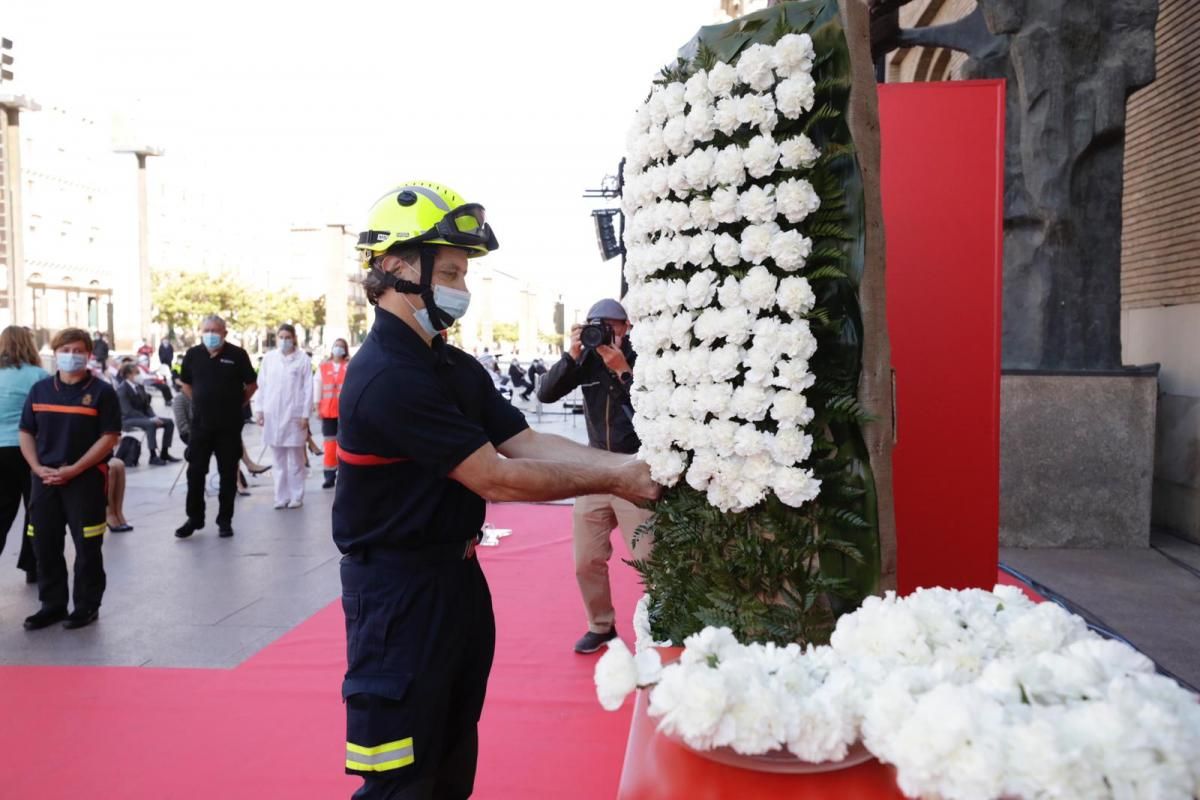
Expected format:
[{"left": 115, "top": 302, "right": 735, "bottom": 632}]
[{"left": 113, "top": 143, "right": 164, "bottom": 350}]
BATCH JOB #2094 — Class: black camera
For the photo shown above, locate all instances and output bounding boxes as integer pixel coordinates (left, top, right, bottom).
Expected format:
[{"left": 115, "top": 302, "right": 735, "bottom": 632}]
[{"left": 579, "top": 319, "right": 614, "bottom": 352}]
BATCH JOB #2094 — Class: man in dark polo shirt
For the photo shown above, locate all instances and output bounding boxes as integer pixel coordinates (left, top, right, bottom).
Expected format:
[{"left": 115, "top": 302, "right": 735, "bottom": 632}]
[
  {"left": 336, "top": 182, "right": 660, "bottom": 799},
  {"left": 176, "top": 314, "right": 257, "bottom": 539}
]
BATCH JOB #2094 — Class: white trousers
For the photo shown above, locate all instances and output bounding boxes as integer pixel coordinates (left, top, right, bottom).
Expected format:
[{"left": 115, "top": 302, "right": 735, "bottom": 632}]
[{"left": 270, "top": 446, "right": 307, "bottom": 506}]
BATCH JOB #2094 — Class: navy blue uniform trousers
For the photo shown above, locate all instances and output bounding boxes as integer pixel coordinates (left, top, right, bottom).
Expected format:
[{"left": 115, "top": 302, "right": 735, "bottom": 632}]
[{"left": 342, "top": 544, "right": 495, "bottom": 800}]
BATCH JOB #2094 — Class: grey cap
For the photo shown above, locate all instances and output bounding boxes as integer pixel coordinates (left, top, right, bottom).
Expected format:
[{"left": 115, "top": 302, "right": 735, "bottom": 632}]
[{"left": 586, "top": 298, "right": 627, "bottom": 321}]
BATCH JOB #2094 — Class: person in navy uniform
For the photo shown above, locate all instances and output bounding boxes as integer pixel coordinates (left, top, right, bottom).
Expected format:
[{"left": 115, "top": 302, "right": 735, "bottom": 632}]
[
  {"left": 19, "top": 328, "right": 122, "bottom": 630},
  {"left": 337, "top": 181, "right": 660, "bottom": 799}
]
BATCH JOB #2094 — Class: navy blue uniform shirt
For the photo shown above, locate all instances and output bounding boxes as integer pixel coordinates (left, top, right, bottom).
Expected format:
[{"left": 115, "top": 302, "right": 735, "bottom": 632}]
[
  {"left": 332, "top": 308, "right": 529, "bottom": 553},
  {"left": 19, "top": 374, "right": 121, "bottom": 467}
]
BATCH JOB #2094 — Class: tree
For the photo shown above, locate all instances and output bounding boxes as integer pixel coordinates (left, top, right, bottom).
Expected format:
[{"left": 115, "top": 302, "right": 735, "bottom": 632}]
[
  {"left": 153, "top": 272, "right": 250, "bottom": 336},
  {"left": 491, "top": 322, "right": 519, "bottom": 345}
]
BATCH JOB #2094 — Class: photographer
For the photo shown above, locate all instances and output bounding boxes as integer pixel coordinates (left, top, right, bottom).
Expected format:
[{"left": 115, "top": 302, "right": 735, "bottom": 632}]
[{"left": 536, "top": 298, "right": 651, "bottom": 654}]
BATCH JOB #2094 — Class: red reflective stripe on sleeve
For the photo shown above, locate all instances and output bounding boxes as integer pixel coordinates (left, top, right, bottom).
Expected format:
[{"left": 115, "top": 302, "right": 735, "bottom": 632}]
[
  {"left": 32, "top": 403, "right": 100, "bottom": 417},
  {"left": 338, "top": 448, "right": 409, "bottom": 466}
]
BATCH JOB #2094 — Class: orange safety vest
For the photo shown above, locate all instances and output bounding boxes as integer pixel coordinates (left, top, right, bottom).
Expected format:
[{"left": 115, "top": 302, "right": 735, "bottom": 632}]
[{"left": 318, "top": 360, "right": 348, "bottom": 419}]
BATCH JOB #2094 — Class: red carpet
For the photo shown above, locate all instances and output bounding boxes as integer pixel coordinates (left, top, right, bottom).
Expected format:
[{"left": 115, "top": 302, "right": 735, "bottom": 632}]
[{"left": 0, "top": 504, "right": 644, "bottom": 799}]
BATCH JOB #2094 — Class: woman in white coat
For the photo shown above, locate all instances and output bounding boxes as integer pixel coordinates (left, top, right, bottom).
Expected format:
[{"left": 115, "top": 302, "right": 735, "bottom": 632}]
[{"left": 253, "top": 324, "right": 313, "bottom": 509}]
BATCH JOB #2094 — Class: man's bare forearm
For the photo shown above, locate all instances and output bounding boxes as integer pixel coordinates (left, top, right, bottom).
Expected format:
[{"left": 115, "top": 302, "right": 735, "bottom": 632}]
[
  {"left": 499, "top": 430, "right": 631, "bottom": 468},
  {"left": 484, "top": 458, "right": 629, "bottom": 503}
]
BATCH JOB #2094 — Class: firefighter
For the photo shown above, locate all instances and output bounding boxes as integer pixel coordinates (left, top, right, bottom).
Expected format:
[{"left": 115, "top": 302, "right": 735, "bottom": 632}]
[
  {"left": 335, "top": 181, "right": 660, "bottom": 799},
  {"left": 318, "top": 337, "right": 350, "bottom": 489}
]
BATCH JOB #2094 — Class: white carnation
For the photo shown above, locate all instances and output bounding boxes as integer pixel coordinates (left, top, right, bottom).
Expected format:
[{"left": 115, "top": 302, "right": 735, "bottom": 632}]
[
  {"left": 594, "top": 639, "right": 639, "bottom": 711},
  {"left": 779, "top": 134, "right": 820, "bottom": 170},
  {"left": 692, "top": 382, "right": 734, "bottom": 418},
  {"left": 736, "top": 184, "right": 777, "bottom": 225},
  {"left": 664, "top": 200, "right": 692, "bottom": 233},
  {"left": 717, "top": 276, "right": 741, "bottom": 309},
  {"left": 743, "top": 134, "right": 781, "bottom": 180},
  {"left": 719, "top": 306, "right": 753, "bottom": 346},
  {"left": 647, "top": 447, "right": 687, "bottom": 485},
  {"left": 706, "top": 419, "right": 739, "bottom": 452},
  {"left": 714, "top": 96, "right": 740, "bottom": 136},
  {"left": 662, "top": 116, "right": 690, "bottom": 156},
  {"left": 770, "top": 392, "right": 815, "bottom": 426},
  {"left": 777, "top": 178, "right": 821, "bottom": 223},
  {"left": 669, "top": 312, "right": 694, "bottom": 349},
  {"left": 776, "top": 73, "right": 816, "bottom": 119},
  {"left": 685, "top": 103, "right": 717, "bottom": 144},
  {"left": 707, "top": 344, "right": 742, "bottom": 382},
  {"left": 645, "top": 127, "right": 669, "bottom": 162},
  {"left": 693, "top": 307, "right": 724, "bottom": 343},
  {"left": 772, "top": 465, "right": 821, "bottom": 507},
  {"left": 772, "top": 33, "right": 815, "bottom": 78},
  {"left": 733, "top": 424, "right": 770, "bottom": 458},
  {"left": 646, "top": 90, "right": 668, "bottom": 126},
  {"left": 713, "top": 233, "right": 742, "bottom": 268},
  {"left": 684, "top": 70, "right": 712, "bottom": 107},
  {"left": 713, "top": 145, "right": 746, "bottom": 187},
  {"left": 739, "top": 265, "right": 778, "bottom": 312},
  {"left": 707, "top": 61, "right": 737, "bottom": 97},
  {"left": 682, "top": 149, "right": 715, "bottom": 195},
  {"left": 686, "top": 449, "right": 719, "bottom": 491},
  {"left": 735, "top": 93, "right": 776, "bottom": 131},
  {"left": 736, "top": 43, "right": 777, "bottom": 92},
  {"left": 668, "top": 160, "right": 691, "bottom": 197},
  {"left": 730, "top": 385, "right": 773, "bottom": 422},
  {"left": 686, "top": 270, "right": 719, "bottom": 309},
  {"left": 686, "top": 232, "right": 715, "bottom": 268},
  {"left": 710, "top": 186, "right": 741, "bottom": 225},
  {"left": 740, "top": 222, "right": 779, "bottom": 265},
  {"left": 768, "top": 229, "right": 813, "bottom": 272},
  {"left": 771, "top": 427, "right": 814, "bottom": 466},
  {"left": 689, "top": 197, "right": 716, "bottom": 232},
  {"left": 661, "top": 82, "right": 687, "bottom": 118},
  {"left": 776, "top": 321, "right": 818, "bottom": 362},
  {"left": 647, "top": 165, "right": 670, "bottom": 199},
  {"left": 664, "top": 279, "right": 687, "bottom": 314},
  {"left": 777, "top": 276, "right": 816, "bottom": 317}
]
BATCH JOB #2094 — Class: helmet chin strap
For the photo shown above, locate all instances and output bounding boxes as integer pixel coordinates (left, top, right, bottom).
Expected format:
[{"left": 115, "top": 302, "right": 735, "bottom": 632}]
[{"left": 380, "top": 248, "right": 455, "bottom": 331}]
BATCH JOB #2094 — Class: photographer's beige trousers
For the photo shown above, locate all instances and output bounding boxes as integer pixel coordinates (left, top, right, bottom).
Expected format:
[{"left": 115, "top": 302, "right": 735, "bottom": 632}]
[{"left": 573, "top": 494, "right": 654, "bottom": 634}]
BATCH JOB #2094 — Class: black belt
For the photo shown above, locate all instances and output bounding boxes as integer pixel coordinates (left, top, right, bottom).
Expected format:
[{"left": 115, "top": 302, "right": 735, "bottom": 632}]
[{"left": 347, "top": 533, "right": 480, "bottom": 566}]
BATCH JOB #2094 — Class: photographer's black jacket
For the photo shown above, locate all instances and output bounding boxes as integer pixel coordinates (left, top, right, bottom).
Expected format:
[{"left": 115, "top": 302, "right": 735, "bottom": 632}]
[{"left": 536, "top": 343, "right": 639, "bottom": 454}]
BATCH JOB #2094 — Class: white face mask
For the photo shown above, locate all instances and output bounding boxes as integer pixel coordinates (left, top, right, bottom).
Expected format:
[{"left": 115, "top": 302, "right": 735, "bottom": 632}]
[
  {"left": 399, "top": 266, "right": 471, "bottom": 336},
  {"left": 331, "top": 346, "right": 347, "bottom": 358},
  {"left": 279, "top": 338, "right": 295, "bottom": 353}
]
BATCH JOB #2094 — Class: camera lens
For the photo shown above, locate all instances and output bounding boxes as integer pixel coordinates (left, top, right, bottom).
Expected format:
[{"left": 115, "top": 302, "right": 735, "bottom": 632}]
[{"left": 580, "top": 324, "right": 604, "bottom": 350}]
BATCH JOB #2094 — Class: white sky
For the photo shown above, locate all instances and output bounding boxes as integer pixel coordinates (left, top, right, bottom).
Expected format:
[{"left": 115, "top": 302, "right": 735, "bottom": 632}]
[{"left": 5, "top": 0, "right": 721, "bottom": 317}]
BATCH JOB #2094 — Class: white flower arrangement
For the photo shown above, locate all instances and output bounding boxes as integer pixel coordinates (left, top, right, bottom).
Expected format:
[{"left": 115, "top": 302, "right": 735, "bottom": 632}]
[
  {"left": 596, "top": 587, "right": 1200, "bottom": 799},
  {"left": 623, "top": 34, "right": 828, "bottom": 513}
]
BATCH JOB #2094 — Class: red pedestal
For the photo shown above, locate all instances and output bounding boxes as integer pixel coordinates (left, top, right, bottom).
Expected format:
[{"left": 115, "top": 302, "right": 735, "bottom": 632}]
[
  {"left": 616, "top": 691, "right": 904, "bottom": 799},
  {"left": 879, "top": 80, "right": 1006, "bottom": 595}
]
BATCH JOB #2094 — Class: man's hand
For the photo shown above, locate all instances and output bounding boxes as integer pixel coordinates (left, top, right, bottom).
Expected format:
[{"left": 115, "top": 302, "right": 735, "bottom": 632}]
[
  {"left": 612, "top": 459, "right": 661, "bottom": 506},
  {"left": 154, "top": 418, "right": 164, "bottom": 428},
  {"left": 255, "top": 412, "right": 265, "bottom": 426},
  {"left": 595, "top": 345, "right": 631, "bottom": 377},
  {"left": 55, "top": 464, "right": 81, "bottom": 484},
  {"left": 34, "top": 465, "right": 59, "bottom": 484},
  {"left": 568, "top": 325, "right": 584, "bottom": 362}
]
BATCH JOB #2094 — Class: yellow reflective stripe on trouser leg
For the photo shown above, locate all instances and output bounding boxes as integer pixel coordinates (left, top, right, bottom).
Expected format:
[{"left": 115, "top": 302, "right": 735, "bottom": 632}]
[
  {"left": 83, "top": 523, "right": 107, "bottom": 539},
  {"left": 345, "top": 737, "right": 414, "bottom": 772},
  {"left": 26, "top": 524, "right": 34, "bottom": 537}
]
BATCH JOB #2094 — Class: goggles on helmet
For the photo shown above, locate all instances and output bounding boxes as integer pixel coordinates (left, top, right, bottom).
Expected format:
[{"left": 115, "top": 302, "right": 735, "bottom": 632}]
[{"left": 356, "top": 204, "right": 498, "bottom": 254}]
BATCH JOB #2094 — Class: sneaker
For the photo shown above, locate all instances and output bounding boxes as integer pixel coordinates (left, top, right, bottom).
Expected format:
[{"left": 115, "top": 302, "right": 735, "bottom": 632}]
[
  {"left": 574, "top": 627, "right": 618, "bottom": 654},
  {"left": 273, "top": 502, "right": 288, "bottom": 510},
  {"left": 23, "top": 606, "right": 68, "bottom": 630},
  {"left": 175, "top": 519, "right": 202, "bottom": 538},
  {"left": 63, "top": 608, "right": 99, "bottom": 630},
  {"left": 287, "top": 499, "right": 303, "bottom": 509},
  {"left": 218, "top": 525, "right": 234, "bottom": 538}
]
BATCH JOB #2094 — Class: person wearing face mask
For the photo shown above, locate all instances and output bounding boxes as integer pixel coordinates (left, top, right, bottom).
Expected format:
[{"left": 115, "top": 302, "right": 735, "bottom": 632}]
[
  {"left": 536, "top": 298, "right": 653, "bottom": 654},
  {"left": 336, "top": 182, "right": 660, "bottom": 799},
  {"left": 253, "top": 324, "right": 314, "bottom": 509},
  {"left": 317, "top": 337, "right": 351, "bottom": 489},
  {"left": 176, "top": 315, "right": 258, "bottom": 539},
  {"left": 18, "top": 328, "right": 122, "bottom": 630}
]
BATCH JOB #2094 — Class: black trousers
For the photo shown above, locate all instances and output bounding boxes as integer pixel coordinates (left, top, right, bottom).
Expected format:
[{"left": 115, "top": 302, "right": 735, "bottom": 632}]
[
  {"left": 29, "top": 467, "right": 108, "bottom": 612},
  {"left": 185, "top": 427, "right": 242, "bottom": 527},
  {"left": 342, "top": 547, "right": 495, "bottom": 800},
  {"left": 0, "top": 446, "right": 36, "bottom": 574},
  {"left": 123, "top": 416, "right": 174, "bottom": 454}
]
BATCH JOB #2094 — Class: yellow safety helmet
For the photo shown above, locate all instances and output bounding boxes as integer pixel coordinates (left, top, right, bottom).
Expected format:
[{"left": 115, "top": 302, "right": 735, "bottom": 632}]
[{"left": 356, "top": 181, "right": 499, "bottom": 264}]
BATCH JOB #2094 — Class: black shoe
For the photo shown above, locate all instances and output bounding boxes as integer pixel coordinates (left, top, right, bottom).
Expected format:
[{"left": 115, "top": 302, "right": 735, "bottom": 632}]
[
  {"left": 248, "top": 464, "right": 271, "bottom": 476},
  {"left": 148, "top": 455, "right": 167, "bottom": 466},
  {"left": 110, "top": 523, "right": 134, "bottom": 533},
  {"left": 161, "top": 453, "right": 181, "bottom": 463},
  {"left": 574, "top": 627, "right": 618, "bottom": 654},
  {"left": 175, "top": 520, "right": 202, "bottom": 538},
  {"left": 218, "top": 525, "right": 234, "bottom": 538},
  {"left": 322, "top": 471, "right": 336, "bottom": 489},
  {"left": 23, "top": 606, "right": 68, "bottom": 630},
  {"left": 63, "top": 608, "right": 99, "bottom": 630}
]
